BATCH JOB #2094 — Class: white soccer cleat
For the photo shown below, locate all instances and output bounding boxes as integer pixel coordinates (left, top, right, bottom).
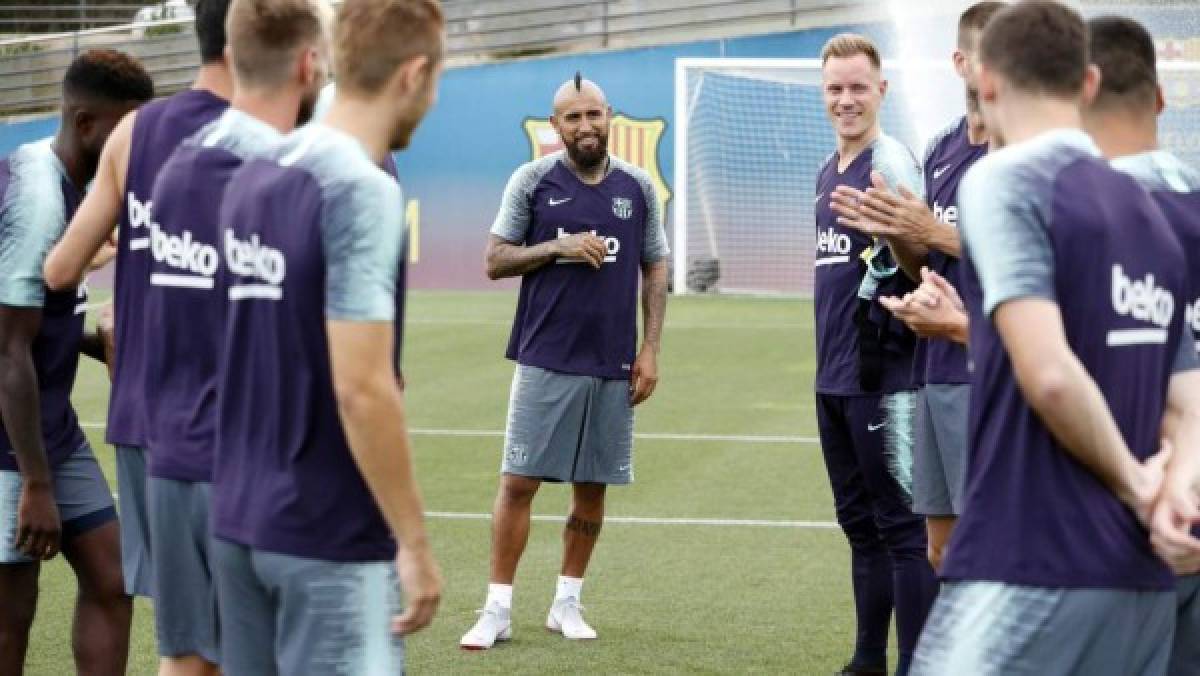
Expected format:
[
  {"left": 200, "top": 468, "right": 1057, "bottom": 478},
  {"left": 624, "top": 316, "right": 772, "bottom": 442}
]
[
  {"left": 545, "top": 597, "right": 597, "bottom": 640},
  {"left": 459, "top": 601, "right": 512, "bottom": 650}
]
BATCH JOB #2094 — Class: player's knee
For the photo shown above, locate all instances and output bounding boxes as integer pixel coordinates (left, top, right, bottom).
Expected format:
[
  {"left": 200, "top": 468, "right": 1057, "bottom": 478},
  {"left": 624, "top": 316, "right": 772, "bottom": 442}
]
[
  {"left": 0, "top": 580, "right": 37, "bottom": 631},
  {"left": 498, "top": 477, "right": 540, "bottom": 506},
  {"left": 927, "top": 543, "right": 945, "bottom": 572}
]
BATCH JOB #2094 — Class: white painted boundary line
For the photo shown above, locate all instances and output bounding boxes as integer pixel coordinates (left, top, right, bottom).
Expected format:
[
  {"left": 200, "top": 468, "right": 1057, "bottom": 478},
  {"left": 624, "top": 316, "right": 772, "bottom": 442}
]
[
  {"left": 427, "top": 511, "right": 839, "bottom": 529},
  {"left": 80, "top": 422, "right": 818, "bottom": 445}
]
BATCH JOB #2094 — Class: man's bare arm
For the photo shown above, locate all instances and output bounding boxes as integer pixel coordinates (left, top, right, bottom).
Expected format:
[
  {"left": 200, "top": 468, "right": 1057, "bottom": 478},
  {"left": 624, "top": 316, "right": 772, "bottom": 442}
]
[
  {"left": 484, "top": 233, "right": 606, "bottom": 280},
  {"left": 44, "top": 111, "right": 134, "bottom": 290},
  {"left": 994, "top": 298, "right": 1155, "bottom": 517},
  {"left": 1150, "top": 369, "right": 1200, "bottom": 573},
  {"left": 0, "top": 305, "right": 60, "bottom": 559},
  {"left": 327, "top": 319, "right": 441, "bottom": 634},
  {"left": 630, "top": 260, "right": 667, "bottom": 406}
]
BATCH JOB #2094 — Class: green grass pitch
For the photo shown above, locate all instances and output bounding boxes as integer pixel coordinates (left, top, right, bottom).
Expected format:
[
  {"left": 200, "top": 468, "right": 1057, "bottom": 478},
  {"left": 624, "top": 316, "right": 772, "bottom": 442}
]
[{"left": 24, "top": 291, "right": 901, "bottom": 674}]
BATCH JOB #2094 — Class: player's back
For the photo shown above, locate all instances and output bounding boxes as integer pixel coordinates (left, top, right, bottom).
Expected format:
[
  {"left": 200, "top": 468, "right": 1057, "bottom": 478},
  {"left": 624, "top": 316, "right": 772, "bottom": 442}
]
[
  {"left": 950, "top": 129, "right": 1186, "bottom": 590},
  {"left": 0, "top": 139, "right": 86, "bottom": 469},
  {"left": 108, "top": 89, "right": 228, "bottom": 448},
  {"left": 143, "top": 109, "right": 281, "bottom": 483},
  {"left": 212, "top": 124, "right": 405, "bottom": 563}
]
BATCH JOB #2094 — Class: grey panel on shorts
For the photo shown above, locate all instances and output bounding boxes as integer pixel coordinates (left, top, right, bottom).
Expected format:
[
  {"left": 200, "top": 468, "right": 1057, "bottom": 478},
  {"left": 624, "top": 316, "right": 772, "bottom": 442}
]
[
  {"left": 1, "top": 442, "right": 115, "bottom": 563},
  {"left": 1174, "top": 575, "right": 1200, "bottom": 676},
  {"left": 211, "top": 538, "right": 404, "bottom": 676},
  {"left": 149, "top": 477, "right": 217, "bottom": 662},
  {"left": 501, "top": 364, "right": 634, "bottom": 485},
  {"left": 912, "top": 384, "right": 969, "bottom": 516},
  {"left": 911, "top": 580, "right": 1175, "bottom": 676},
  {"left": 880, "top": 390, "right": 917, "bottom": 504},
  {"left": 116, "top": 445, "right": 153, "bottom": 597}
]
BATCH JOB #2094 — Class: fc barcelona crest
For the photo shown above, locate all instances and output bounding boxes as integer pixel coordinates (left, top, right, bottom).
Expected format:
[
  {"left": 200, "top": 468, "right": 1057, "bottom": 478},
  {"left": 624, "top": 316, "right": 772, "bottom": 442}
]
[
  {"left": 612, "top": 197, "right": 633, "bottom": 220},
  {"left": 522, "top": 113, "right": 672, "bottom": 216}
]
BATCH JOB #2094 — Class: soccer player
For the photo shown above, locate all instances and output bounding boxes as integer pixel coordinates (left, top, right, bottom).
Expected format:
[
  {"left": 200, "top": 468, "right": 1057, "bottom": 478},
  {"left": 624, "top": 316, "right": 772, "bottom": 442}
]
[
  {"left": 829, "top": 2, "right": 1005, "bottom": 573},
  {"left": 0, "top": 49, "right": 153, "bottom": 676},
  {"left": 209, "top": 0, "right": 444, "bottom": 672},
  {"left": 459, "top": 75, "right": 669, "bottom": 650},
  {"left": 43, "top": 0, "right": 234, "bottom": 601},
  {"left": 141, "top": 0, "right": 330, "bottom": 673},
  {"left": 811, "top": 33, "right": 936, "bottom": 676},
  {"left": 911, "top": 3, "right": 1200, "bottom": 673},
  {"left": 1082, "top": 15, "right": 1200, "bottom": 674}
]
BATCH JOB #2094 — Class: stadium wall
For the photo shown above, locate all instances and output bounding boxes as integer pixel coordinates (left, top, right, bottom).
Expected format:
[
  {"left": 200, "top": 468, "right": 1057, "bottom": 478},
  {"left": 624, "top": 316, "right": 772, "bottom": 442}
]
[{"left": 1, "top": 5, "right": 1196, "bottom": 290}]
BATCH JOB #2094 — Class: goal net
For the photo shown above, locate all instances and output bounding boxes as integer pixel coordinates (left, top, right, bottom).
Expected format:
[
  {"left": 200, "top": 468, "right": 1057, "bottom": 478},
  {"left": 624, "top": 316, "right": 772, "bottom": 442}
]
[{"left": 673, "top": 58, "right": 1200, "bottom": 296}]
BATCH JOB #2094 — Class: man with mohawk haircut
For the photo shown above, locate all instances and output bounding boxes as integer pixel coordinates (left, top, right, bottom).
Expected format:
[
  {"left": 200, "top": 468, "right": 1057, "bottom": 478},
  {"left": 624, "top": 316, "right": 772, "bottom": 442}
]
[{"left": 460, "top": 73, "right": 669, "bottom": 650}]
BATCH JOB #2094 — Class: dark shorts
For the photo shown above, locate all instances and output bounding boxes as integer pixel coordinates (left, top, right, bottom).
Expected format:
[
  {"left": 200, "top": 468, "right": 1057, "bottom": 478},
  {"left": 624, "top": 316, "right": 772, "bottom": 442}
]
[
  {"left": 149, "top": 477, "right": 218, "bottom": 662},
  {"left": 1, "top": 442, "right": 115, "bottom": 564},
  {"left": 912, "top": 384, "right": 969, "bottom": 517},
  {"left": 501, "top": 364, "right": 634, "bottom": 485},
  {"left": 211, "top": 537, "right": 404, "bottom": 676},
  {"left": 912, "top": 581, "right": 1175, "bottom": 675},
  {"left": 116, "top": 444, "right": 153, "bottom": 596},
  {"left": 1174, "top": 575, "right": 1200, "bottom": 675}
]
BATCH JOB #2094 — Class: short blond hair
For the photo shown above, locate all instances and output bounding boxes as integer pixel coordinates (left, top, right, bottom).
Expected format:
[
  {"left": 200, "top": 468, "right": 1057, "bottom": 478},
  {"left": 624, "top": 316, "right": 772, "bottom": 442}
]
[
  {"left": 334, "top": 0, "right": 445, "bottom": 96},
  {"left": 821, "top": 33, "right": 882, "bottom": 70},
  {"left": 226, "top": 0, "right": 329, "bottom": 88}
]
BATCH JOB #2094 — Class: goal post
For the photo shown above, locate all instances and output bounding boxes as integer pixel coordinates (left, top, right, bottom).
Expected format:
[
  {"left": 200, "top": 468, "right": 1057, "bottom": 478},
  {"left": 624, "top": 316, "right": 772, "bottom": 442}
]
[{"left": 673, "top": 58, "right": 1200, "bottom": 297}]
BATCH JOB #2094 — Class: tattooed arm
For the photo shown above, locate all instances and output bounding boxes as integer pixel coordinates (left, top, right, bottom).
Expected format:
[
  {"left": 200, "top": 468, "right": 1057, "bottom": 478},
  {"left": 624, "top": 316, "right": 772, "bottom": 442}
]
[
  {"left": 630, "top": 260, "right": 668, "bottom": 406},
  {"left": 485, "top": 233, "right": 606, "bottom": 280}
]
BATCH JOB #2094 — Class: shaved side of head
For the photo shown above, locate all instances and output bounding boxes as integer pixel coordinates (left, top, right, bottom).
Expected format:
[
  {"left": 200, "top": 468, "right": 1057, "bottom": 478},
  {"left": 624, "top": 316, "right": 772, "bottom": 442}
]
[{"left": 553, "top": 77, "right": 608, "bottom": 115}]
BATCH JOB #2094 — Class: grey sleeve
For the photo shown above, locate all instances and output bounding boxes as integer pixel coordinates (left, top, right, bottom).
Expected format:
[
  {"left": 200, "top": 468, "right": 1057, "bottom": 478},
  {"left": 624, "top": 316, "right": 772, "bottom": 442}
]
[
  {"left": 490, "top": 163, "right": 538, "bottom": 244},
  {"left": 959, "top": 160, "right": 1057, "bottom": 317},
  {"left": 635, "top": 171, "right": 669, "bottom": 263},
  {"left": 1173, "top": 331, "right": 1200, "bottom": 374},
  {"left": 872, "top": 138, "right": 925, "bottom": 200},
  {"left": 321, "top": 172, "right": 404, "bottom": 322},
  {"left": 0, "top": 162, "right": 64, "bottom": 308}
]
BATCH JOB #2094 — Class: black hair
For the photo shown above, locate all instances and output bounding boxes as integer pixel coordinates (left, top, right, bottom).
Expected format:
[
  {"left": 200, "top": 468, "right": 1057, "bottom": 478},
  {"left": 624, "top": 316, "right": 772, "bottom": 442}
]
[
  {"left": 574, "top": 70, "right": 582, "bottom": 91},
  {"left": 195, "top": 0, "right": 233, "bottom": 63},
  {"left": 1088, "top": 15, "right": 1158, "bottom": 111},
  {"left": 63, "top": 49, "right": 155, "bottom": 104}
]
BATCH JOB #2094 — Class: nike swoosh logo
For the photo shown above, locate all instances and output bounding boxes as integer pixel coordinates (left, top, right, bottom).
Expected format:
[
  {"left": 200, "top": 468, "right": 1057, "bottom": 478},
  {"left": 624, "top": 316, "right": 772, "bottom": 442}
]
[
  {"left": 867, "top": 422, "right": 887, "bottom": 432},
  {"left": 548, "top": 197, "right": 572, "bottom": 206},
  {"left": 932, "top": 166, "right": 950, "bottom": 180}
]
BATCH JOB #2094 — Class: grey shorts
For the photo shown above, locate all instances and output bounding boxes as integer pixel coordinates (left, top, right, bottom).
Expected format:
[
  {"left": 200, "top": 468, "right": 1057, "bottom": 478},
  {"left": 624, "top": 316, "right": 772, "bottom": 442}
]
[
  {"left": 0, "top": 442, "right": 116, "bottom": 564},
  {"left": 912, "top": 384, "right": 969, "bottom": 516},
  {"left": 149, "top": 477, "right": 218, "bottom": 663},
  {"left": 912, "top": 580, "right": 1175, "bottom": 675},
  {"left": 1174, "top": 575, "right": 1200, "bottom": 675},
  {"left": 116, "top": 444, "right": 153, "bottom": 597},
  {"left": 211, "top": 537, "right": 403, "bottom": 676},
  {"left": 501, "top": 364, "right": 635, "bottom": 485}
]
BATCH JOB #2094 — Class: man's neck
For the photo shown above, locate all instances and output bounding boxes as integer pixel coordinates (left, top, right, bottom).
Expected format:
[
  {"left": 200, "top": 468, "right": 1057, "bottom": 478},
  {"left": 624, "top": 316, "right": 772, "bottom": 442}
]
[
  {"left": 996, "top": 97, "right": 1084, "bottom": 146},
  {"left": 232, "top": 88, "right": 299, "bottom": 134},
  {"left": 1085, "top": 110, "right": 1158, "bottom": 160},
  {"left": 193, "top": 62, "right": 235, "bottom": 101},
  {"left": 322, "top": 96, "right": 392, "bottom": 166},
  {"left": 836, "top": 125, "right": 880, "bottom": 169},
  {"left": 564, "top": 153, "right": 609, "bottom": 185},
  {"left": 966, "top": 110, "right": 989, "bottom": 147},
  {"left": 50, "top": 132, "right": 92, "bottom": 190}
]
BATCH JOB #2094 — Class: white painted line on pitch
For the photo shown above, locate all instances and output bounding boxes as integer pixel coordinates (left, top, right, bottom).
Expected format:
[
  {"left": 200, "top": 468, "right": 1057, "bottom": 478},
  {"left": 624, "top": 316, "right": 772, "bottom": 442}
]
[
  {"left": 426, "top": 511, "right": 839, "bottom": 529},
  {"left": 80, "top": 422, "right": 818, "bottom": 444}
]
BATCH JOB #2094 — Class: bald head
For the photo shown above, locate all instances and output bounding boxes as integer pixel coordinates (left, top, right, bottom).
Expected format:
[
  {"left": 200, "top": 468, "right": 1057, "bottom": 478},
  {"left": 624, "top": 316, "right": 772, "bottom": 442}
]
[
  {"left": 553, "top": 77, "right": 608, "bottom": 115},
  {"left": 551, "top": 76, "right": 612, "bottom": 171}
]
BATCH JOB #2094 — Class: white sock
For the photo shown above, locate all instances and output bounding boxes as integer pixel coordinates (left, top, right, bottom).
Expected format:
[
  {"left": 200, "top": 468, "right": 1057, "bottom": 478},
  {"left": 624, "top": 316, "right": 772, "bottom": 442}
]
[
  {"left": 487, "top": 583, "right": 513, "bottom": 609},
  {"left": 555, "top": 575, "right": 584, "bottom": 602}
]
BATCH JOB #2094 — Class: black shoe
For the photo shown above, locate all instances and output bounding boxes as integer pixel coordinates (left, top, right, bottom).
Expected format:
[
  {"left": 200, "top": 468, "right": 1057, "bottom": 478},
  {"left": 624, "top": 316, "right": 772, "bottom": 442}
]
[{"left": 835, "top": 664, "right": 886, "bottom": 676}]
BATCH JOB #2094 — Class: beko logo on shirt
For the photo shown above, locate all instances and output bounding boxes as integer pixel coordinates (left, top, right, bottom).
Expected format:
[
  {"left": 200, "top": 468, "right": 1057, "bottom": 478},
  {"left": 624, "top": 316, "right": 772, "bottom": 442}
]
[
  {"left": 815, "top": 227, "right": 852, "bottom": 267},
  {"left": 126, "top": 193, "right": 155, "bottom": 252},
  {"left": 224, "top": 229, "right": 285, "bottom": 301},
  {"left": 1107, "top": 264, "right": 1174, "bottom": 347},
  {"left": 933, "top": 201, "right": 958, "bottom": 227},
  {"left": 555, "top": 227, "right": 619, "bottom": 264},
  {"left": 148, "top": 224, "right": 218, "bottom": 290}
]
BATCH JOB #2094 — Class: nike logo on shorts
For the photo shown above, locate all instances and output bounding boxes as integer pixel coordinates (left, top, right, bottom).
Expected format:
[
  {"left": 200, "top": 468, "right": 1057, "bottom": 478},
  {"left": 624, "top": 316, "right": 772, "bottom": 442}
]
[{"left": 549, "top": 197, "right": 572, "bottom": 206}]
